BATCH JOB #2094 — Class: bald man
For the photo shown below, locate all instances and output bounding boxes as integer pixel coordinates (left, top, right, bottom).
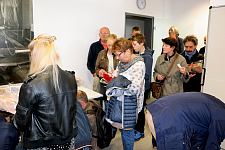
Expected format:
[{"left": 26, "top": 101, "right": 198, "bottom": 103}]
[{"left": 87, "top": 27, "right": 110, "bottom": 92}]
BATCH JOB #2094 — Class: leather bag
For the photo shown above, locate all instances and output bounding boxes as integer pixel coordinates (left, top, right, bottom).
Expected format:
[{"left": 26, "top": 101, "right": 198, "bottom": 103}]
[{"left": 150, "top": 78, "right": 166, "bottom": 99}]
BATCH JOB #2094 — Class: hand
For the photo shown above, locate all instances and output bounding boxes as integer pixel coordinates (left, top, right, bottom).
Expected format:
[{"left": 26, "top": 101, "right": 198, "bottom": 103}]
[
  {"left": 190, "top": 74, "right": 196, "bottom": 78},
  {"left": 192, "top": 63, "right": 202, "bottom": 73},
  {"left": 179, "top": 67, "right": 187, "bottom": 76},
  {"left": 99, "top": 69, "right": 107, "bottom": 77},
  {"left": 157, "top": 74, "right": 164, "bottom": 80},
  {"left": 108, "top": 68, "right": 115, "bottom": 75},
  {"left": 187, "top": 63, "right": 193, "bottom": 72},
  {"left": 93, "top": 73, "right": 97, "bottom": 77}
]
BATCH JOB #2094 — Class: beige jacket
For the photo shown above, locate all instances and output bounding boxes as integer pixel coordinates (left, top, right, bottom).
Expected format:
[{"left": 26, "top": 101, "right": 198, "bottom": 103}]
[{"left": 153, "top": 53, "right": 190, "bottom": 97}]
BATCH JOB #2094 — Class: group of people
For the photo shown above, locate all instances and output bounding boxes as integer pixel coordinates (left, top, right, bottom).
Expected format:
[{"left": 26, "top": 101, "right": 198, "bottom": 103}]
[
  {"left": 85, "top": 25, "right": 225, "bottom": 149},
  {"left": 87, "top": 26, "right": 154, "bottom": 149},
  {"left": 0, "top": 25, "right": 224, "bottom": 150}
]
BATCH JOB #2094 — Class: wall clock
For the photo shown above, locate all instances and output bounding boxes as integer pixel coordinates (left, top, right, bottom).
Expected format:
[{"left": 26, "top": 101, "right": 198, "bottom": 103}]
[{"left": 137, "top": 0, "right": 146, "bottom": 10}]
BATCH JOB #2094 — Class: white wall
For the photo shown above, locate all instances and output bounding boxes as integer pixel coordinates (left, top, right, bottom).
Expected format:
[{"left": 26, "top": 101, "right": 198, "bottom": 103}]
[
  {"left": 33, "top": 0, "right": 210, "bottom": 89},
  {"left": 210, "top": 0, "right": 225, "bottom": 6}
]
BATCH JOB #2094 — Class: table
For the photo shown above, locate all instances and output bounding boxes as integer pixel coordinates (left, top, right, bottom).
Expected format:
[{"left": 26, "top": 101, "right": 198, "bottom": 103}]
[
  {"left": 0, "top": 86, "right": 103, "bottom": 114},
  {"left": 77, "top": 86, "right": 105, "bottom": 110},
  {"left": 78, "top": 86, "right": 103, "bottom": 99}
]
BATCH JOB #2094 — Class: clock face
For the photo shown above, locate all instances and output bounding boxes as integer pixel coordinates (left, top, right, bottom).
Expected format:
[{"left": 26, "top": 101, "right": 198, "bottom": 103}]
[{"left": 137, "top": 0, "right": 146, "bottom": 10}]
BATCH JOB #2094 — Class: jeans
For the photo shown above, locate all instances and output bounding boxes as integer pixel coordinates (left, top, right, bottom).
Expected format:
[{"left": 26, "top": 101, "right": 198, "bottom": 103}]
[
  {"left": 120, "top": 129, "right": 134, "bottom": 150},
  {"left": 82, "top": 146, "right": 91, "bottom": 150}
]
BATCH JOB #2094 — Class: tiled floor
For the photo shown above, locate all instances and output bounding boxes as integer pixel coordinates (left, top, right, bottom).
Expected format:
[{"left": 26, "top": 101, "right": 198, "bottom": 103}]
[{"left": 104, "top": 98, "right": 157, "bottom": 150}]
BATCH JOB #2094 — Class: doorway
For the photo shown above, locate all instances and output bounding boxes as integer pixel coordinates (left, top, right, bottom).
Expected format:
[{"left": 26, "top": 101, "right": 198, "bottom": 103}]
[{"left": 125, "top": 13, "right": 154, "bottom": 49}]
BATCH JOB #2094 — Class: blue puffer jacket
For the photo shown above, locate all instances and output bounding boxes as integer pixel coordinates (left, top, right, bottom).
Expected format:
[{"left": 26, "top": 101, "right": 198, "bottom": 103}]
[
  {"left": 106, "top": 75, "right": 137, "bottom": 129},
  {"left": 146, "top": 92, "right": 225, "bottom": 150}
]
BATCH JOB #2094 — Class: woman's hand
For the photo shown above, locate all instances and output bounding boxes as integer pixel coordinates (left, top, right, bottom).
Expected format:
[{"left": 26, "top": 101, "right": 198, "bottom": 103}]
[
  {"left": 179, "top": 67, "right": 187, "bottom": 76},
  {"left": 108, "top": 68, "right": 115, "bottom": 75},
  {"left": 99, "top": 69, "right": 107, "bottom": 77},
  {"left": 157, "top": 74, "right": 164, "bottom": 80}
]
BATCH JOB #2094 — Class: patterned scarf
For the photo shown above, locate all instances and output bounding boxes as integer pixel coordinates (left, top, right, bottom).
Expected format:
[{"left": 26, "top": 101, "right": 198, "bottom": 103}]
[{"left": 118, "top": 56, "right": 144, "bottom": 73}]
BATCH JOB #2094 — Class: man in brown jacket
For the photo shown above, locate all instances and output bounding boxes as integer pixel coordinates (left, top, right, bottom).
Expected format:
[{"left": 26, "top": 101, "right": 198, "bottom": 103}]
[{"left": 77, "top": 90, "right": 103, "bottom": 150}]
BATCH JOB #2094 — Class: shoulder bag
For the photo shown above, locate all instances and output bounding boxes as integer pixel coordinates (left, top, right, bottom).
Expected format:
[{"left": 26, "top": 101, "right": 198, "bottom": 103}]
[{"left": 150, "top": 53, "right": 179, "bottom": 99}]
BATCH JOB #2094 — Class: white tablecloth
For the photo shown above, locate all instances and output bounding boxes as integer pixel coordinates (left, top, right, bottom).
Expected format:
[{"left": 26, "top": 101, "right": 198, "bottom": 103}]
[{"left": 78, "top": 86, "right": 103, "bottom": 99}]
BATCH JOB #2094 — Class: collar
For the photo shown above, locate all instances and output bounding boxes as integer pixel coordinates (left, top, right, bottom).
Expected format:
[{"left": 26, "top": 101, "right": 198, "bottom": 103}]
[
  {"left": 164, "top": 52, "right": 175, "bottom": 61},
  {"left": 185, "top": 48, "right": 197, "bottom": 60},
  {"left": 0, "top": 114, "right": 7, "bottom": 122},
  {"left": 101, "top": 40, "right": 108, "bottom": 50}
]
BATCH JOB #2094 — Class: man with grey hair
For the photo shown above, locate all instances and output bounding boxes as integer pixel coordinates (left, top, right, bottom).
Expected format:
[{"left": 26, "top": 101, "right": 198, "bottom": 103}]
[
  {"left": 87, "top": 27, "right": 110, "bottom": 92},
  {"left": 181, "top": 35, "right": 204, "bottom": 92}
]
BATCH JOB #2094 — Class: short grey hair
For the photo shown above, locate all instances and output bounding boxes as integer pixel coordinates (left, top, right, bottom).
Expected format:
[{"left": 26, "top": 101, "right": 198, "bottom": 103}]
[{"left": 170, "top": 26, "right": 179, "bottom": 36}]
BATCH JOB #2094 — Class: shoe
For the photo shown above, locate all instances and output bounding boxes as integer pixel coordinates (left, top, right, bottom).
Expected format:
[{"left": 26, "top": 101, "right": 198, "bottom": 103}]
[{"left": 134, "top": 131, "right": 144, "bottom": 141}]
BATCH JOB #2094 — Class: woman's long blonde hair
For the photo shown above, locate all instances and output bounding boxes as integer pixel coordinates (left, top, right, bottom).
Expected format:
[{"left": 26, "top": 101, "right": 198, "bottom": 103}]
[{"left": 28, "top": 34, "right": 60, "bottom": 91}]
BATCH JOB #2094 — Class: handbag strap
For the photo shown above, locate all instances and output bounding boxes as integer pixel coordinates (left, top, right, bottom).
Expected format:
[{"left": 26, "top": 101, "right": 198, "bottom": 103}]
[
  {"left": 166, "top": 53, "right": 179, "bottom": 75},
  {"left": 161, "top": 53, "right": 179, "bottom": 85}
]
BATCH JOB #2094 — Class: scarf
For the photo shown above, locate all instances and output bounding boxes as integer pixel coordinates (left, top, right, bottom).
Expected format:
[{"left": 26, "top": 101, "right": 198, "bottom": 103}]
[
  {"left": 118, "top": 56, "right": 144, "bottom": 73},
  {"left": 185, "top": 48, "right": 197, "bottom": 60}
]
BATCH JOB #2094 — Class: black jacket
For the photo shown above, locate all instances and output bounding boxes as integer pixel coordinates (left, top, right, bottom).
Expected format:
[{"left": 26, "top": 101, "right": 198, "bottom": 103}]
[
  {"left": 13, "top": 66, "right": 78, "bottom": 149},
  {"left": 177, "top": 36, "right": 184, "bottom": 54},
  {"left": 87, "top": 39, "right": 104, "bottom": 74},
  {"left": 181, "top": 51, "right": 204, "bottom": 92},
  {"left": 75, "top": 102, "right": 92, "bottom": 149}
]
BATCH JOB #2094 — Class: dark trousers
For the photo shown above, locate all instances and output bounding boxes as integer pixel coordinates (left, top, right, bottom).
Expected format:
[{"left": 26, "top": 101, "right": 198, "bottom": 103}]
[
  {"left": 100, "top": 83, "right": 108, "bottom": 111},
  {"left": 134, "top": 88, "right": 150, "bottom": 133}
]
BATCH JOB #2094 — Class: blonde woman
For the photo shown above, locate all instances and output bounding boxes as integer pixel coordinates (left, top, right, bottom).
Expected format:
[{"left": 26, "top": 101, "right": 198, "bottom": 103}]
[
  {"left": 95, "top": 34, "right": 119, "bottom": 111},
  {"left": 13, "top": 34, "right": 77, "bottom": 150}
]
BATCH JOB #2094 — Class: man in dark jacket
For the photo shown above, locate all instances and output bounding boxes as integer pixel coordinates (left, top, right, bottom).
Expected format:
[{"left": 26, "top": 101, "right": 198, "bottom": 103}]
[
  {"left": 0, "top": 113, "right": 19, "bottom": 150},
  {"left": 131, "top": 33, "right": 154, "bottom": 141},
  {"left": 146, "top": 92, "right": 225, "bottom": 150},
  {"left": 87, "top": 27, "right": 110, "bottom": 92},
  {"left": 181, "top": 35, "right": 204, "bottom": 92},
  {"left": 75, "top": 101, "right": 92, "bottom": 150}
]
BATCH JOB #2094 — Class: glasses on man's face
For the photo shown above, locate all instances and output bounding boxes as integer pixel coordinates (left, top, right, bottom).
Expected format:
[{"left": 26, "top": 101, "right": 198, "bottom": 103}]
[{"left": 100, "top": 32, "right": 108, "bottom": 34}]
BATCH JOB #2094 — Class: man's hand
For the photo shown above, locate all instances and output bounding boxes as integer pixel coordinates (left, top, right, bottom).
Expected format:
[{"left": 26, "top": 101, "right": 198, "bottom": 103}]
[
  {"left": 187, "top": 63, "right": 193, "bottom": 72},
  {"left": 192, "top": 63, "right": 202, "bottom": 73},
  {"left": 190, "top": 74, "right": 196, "bottom": 78},
  {"left": 93, "top": 73, "right": 97, "bottom": 77}
]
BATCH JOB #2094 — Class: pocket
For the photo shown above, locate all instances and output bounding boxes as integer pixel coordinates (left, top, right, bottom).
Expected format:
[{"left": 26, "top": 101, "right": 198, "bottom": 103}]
[
  {"left": 110, "top": 100, "right": 122, "bottom": 123},
  {"left": 165, "top": 132, "right": 185, "bottom": 149},
  {"left": 15, "top": 104, "right": 29, "bottom": 125}
]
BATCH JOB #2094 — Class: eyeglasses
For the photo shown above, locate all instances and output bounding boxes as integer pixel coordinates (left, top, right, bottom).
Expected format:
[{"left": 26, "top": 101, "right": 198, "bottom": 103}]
[
  {"left": 100, "top": 32, "right": 108, "bottom": 34},
  {"left": 115, "top": 52, "right": 123, "bottom": 57}
]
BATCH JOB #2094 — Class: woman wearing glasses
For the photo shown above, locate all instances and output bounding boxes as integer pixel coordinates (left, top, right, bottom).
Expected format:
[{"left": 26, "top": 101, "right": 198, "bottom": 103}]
[{"left": 105, "top": 37, "right": 145, "bottom": 150}]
